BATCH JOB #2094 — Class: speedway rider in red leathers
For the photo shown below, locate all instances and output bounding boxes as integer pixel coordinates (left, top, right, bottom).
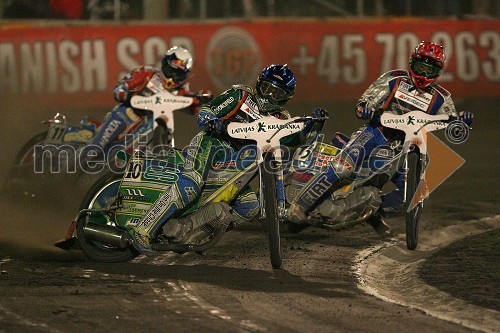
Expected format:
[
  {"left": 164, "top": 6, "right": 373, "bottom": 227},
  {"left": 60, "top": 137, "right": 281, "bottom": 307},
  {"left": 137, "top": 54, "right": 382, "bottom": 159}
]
[
  {"left": 87, "top": 46, "right": 208, "bottom": 153},
  {"left": 287, "top": 41, "right": 474, "bottom": 235}
]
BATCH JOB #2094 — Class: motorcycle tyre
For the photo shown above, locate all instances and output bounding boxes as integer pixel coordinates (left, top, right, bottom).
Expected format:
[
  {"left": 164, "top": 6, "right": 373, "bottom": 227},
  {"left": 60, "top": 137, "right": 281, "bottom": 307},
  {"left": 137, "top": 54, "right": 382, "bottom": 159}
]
[
  {"left": 77, "top": 172, "right": 139, "bottom": 262},
  {"left": 2, "top": 131, "right": 48, "bottom": 197},
  {"left": 152, "top": 123, "right": 172, "bottom": 148},
  {"left": 13, "top": 131, "right": 48, "bottom": 165},
  {"left": 405, "top": 151, "right": 422, "bottom": 250},
  {"left": 262, "top": 154, "right": 283, "bottom": 269},
  {"left": 287, "top": 222, "right": 310, "bottom": 234}
]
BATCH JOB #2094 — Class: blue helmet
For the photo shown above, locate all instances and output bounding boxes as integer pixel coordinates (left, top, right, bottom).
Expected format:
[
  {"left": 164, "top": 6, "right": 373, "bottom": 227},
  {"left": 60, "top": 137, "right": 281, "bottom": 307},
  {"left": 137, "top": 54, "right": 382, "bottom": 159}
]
[{"left": 256, "top": 64, "right": 296, "bottom": 108}]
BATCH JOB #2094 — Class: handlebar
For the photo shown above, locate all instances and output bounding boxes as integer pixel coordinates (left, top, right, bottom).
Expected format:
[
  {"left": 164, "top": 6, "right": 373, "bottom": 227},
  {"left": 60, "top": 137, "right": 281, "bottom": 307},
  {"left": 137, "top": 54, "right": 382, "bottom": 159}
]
[
  {"left": 379, "top": 110, "right": 464, "bottom": 137},
  {"left": 292, "top": 116, "right": 329, "bottom": 123},
  {"left": 375, "top": 108, "right": 457, "bottom": 123},
  {"left": 266, "top": 116, "right": 329, "bottom": 143}
]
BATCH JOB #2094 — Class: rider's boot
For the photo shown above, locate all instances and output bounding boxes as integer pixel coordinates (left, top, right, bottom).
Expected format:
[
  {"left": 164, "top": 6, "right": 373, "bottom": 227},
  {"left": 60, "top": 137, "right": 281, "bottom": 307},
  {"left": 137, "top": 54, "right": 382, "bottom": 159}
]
[
  {"left": 287, "top": 153, "right": 354, "bottom": 224},
  {"left": 128, "top": 226, "right": 154, "bottom": 255},
  {"left": 162, "top": 202, "right": 232, "bottom": 243},
  {"left": 365, "top": 214, "right": 392, "bottom": 237},
  {"left": 128, "top": 180, "right": 196, "bottom": 254}
]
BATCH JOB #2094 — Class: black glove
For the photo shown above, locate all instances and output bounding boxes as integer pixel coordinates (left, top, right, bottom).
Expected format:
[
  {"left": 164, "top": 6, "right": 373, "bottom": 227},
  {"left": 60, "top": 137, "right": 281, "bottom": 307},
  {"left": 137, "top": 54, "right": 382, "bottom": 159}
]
[
  {"left": 356, "top": 103, "right": 374, "bottom": 120},
  {"left": 197, "top": 112, "right": 223, "bottom": 133},
  {"left": 311, "top": 108, "right": 329, "bottom": 120},
  {"left": 459, "top": 111, "right": 474, "bottom": 127}
]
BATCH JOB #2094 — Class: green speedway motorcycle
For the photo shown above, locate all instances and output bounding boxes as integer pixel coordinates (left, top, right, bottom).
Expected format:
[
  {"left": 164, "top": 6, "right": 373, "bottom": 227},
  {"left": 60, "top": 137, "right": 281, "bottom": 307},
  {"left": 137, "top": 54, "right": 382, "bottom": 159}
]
[{"left": 56, "top": 115, "right": 320, "bottom": 269}]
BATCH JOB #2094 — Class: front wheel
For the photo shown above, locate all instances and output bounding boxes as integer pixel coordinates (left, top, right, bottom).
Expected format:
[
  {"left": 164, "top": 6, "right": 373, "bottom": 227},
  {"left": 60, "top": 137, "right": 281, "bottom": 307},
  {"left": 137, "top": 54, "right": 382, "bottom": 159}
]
[
  {"left": 13, "top": 131, "right": 49, "bottom": 166},
  {"left": 405, "top": 151, "right": 423, "bottom": 250},
  {"left": 262, "top": 154, "right": 283, "bottom": 269},
  {"left": 3, "top": 131, "right": 48, "bottom": 193},
  {"left": 152, "top": 122, "right": 172, "bottom": 149},
  {"left": 76, "top": 172, "right": 138, "bottom": 262}
]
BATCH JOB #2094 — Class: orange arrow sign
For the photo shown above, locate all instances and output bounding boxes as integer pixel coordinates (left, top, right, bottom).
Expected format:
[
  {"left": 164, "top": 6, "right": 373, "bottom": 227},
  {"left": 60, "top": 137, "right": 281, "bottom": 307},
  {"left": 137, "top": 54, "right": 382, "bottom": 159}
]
[{"left": 409, "top": 131, "right": 465, "bottom": 210}]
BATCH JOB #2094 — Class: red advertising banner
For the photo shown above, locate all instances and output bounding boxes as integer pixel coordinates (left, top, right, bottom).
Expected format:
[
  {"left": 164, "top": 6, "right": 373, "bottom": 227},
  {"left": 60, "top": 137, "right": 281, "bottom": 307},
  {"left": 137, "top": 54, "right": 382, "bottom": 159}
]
[{"left": 0, "top": 19, "right": 498, "bottom": 108}]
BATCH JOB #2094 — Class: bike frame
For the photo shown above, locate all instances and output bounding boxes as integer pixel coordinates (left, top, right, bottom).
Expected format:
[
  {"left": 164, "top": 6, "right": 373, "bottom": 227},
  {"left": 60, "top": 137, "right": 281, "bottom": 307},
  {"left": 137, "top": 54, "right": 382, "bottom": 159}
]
[
  {"left": 380, "top": 111, "right": 449, "bottom": 207},
  {"left": 227, "top": 116, "right": 307, "bottom": 217},
  {"left": 130, "top": 89, "right": 195, "bottom": 147},
  {"left": 312, "top": 110, "right": 452, "bottom": 222}
]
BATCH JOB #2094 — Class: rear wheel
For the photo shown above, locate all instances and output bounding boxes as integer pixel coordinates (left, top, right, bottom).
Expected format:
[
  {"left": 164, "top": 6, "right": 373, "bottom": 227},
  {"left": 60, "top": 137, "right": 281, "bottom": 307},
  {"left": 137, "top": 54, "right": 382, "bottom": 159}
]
[
  {"left": 262, "top": 154, "right": 283, "bottom": 269},
  {"left": 287, "top": 222, "right": 310, "bottom": 234},
  {"left": 3, "top": 131, "right": 49, "bottom": 196},
  {"left": 14, "top": 131, "right": 49, "bottom": 166},
  {"left": 405, "top": 151, "right": 422, "bottom": 250},
  {"left": 77, "top": 172, "right": 138, "bottom": 262}
]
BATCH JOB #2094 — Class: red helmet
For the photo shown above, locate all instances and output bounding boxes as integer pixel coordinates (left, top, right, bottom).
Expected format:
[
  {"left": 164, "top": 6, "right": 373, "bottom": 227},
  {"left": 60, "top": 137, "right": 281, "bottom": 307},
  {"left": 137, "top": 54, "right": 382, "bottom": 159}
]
[{"left": 409, "top": 41, "right": 446, "bottom": 89}]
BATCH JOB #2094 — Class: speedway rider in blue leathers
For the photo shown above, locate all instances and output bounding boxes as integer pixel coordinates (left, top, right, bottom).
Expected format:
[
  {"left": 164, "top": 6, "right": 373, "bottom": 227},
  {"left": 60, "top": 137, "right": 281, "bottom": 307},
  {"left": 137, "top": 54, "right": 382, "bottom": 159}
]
[
  {"left": 287, "top": 41, "right": 474, "bottom": 235},
  {"left": 128, "top": 64, "right": 327, "bottom": 254},
  {"left": 88, "top": 46, "right": 207, "bottom": 154}
]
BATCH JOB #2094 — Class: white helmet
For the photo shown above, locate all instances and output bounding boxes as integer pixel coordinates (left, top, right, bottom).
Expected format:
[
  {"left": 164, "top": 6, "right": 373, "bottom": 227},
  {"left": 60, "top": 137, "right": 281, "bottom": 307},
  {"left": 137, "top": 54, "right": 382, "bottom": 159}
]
[{"left": 161, "top": 46, "right": 193, "bottom": 89}]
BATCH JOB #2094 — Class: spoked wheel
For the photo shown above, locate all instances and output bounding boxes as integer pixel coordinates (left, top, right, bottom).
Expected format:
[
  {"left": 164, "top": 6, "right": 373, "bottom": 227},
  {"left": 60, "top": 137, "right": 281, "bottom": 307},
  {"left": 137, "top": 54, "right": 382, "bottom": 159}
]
[
  {"left": 152, "top": 122, "right": 173, "bottom": 150},
  {"left": 3, "top": 131, "right": 48, "bottom": 194},
  {"left": 77, "top": 172, "right": 138, "bottom": 262},
  {"left": 287, "top": 222, "right": 310, "bottom": 234},
  {"left": 14, "top": 131, "right": 49, "bottom": 166},
  {"left": 261, "top": 153, "right": 283, "bottom": 269},
  {"left": 405, "top": 151, "right": 423, "bottom": 250}
]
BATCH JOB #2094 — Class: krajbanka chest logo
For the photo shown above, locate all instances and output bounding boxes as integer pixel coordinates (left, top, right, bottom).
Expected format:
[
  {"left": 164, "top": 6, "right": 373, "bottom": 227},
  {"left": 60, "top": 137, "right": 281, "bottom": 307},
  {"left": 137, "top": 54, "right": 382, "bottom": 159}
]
[{"left": 407, "top": 115, "right": 415, "bottom": 125}]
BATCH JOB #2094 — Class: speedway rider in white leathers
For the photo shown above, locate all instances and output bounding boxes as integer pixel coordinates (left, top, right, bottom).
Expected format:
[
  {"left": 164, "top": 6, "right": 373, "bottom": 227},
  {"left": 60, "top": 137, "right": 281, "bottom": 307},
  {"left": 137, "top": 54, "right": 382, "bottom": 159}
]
[
  {"left": 88, "top": 46, "right": 208, "bottom": 153},
  {"left": 287, "top": 41, "right": 474, "bottom": 235}
]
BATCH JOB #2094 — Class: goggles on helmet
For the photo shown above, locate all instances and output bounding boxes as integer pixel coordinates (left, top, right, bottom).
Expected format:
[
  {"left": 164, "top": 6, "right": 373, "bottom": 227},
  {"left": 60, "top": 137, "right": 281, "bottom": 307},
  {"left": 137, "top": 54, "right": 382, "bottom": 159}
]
[
  {"left": 411, "top": 58, "right": 441, "bottom": 78},
  {"left": 163, "top": 65, "right": 188, "bottom": 84},
  {"left": 169, "top": 58, "right": 188, "bottom": 71},
  {"left": 257, "top": 81, "right": 289, "bottom": 102}
]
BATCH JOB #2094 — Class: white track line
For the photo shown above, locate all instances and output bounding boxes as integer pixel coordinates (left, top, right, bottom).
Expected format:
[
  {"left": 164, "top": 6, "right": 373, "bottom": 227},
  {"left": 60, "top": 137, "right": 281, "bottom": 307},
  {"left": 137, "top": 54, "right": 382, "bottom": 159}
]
[
  {"left": 143, "top": 253, "right": 267, "bottom": 332},
  {"left": 355, "top": 215, "right": 500, "bottom": 333}
]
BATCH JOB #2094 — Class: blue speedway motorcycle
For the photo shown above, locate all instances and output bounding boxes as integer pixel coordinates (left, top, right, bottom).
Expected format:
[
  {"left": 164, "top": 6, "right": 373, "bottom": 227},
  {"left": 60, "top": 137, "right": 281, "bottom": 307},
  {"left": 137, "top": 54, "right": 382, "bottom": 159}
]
[
  {"left": 4, "top": 89, "right": 209, "bottom": 197},
  {"left": 284, "top": 110, "right": 470, "bottom": 250}
]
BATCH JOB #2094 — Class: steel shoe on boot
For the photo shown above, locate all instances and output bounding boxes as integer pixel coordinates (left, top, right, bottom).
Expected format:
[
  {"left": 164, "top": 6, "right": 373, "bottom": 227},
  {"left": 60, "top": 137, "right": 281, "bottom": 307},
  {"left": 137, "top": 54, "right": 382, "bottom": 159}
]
[
  {"left": 286, "top": 203, "right": 307, "bottom": 224},
  {"left": 366, "top": 215, "right": 392, "bottom": 237},
  {"left": 128, "top": 226, "right": 154, "bottom": 255}
]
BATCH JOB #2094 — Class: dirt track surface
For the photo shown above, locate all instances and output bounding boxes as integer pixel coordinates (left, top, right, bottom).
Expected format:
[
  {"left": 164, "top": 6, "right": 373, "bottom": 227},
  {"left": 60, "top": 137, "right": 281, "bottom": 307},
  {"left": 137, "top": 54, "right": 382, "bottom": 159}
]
[{"left": 0, "top": 99, "right": 498, "bottom": 332}]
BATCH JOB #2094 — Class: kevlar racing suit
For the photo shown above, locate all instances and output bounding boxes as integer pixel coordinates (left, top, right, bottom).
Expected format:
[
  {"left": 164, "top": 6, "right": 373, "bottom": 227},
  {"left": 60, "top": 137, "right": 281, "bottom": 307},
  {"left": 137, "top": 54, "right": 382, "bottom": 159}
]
[
  {"left": 129, "top": 84, "right": 323, "bottom": 252},
  {"left": 288, "top": 69, "right": 459, "bottom": 221},
  {"left": 89, "top": 65, "right": 201, "bottom": 155}
]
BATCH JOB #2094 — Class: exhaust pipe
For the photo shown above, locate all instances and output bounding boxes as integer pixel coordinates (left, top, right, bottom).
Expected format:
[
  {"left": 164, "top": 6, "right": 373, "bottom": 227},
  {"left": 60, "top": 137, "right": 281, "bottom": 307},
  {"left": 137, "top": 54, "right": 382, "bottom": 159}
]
[{"left": 83, "top": 222, "right": 129, "bottom": 249}]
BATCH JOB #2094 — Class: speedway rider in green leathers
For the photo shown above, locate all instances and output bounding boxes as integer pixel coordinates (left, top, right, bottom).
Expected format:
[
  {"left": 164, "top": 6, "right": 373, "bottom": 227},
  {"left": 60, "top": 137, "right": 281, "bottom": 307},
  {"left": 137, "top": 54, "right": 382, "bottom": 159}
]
[{"left": 128, "top": 64, "right": 328, "bottom": 254}]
